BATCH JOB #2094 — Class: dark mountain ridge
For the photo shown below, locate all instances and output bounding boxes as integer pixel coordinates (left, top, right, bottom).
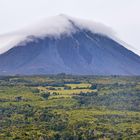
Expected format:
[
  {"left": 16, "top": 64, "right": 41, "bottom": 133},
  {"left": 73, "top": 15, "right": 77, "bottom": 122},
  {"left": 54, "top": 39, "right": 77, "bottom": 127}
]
[{"left": 0, "top": 15, "right": 140, "bottom": 75}]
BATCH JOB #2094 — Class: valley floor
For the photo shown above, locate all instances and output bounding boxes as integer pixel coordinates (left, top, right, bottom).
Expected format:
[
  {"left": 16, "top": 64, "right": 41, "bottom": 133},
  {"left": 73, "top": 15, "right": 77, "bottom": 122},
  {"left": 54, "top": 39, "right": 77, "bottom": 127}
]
[{"left": 0, "top": 75, "right": 140, "bottom": 140}]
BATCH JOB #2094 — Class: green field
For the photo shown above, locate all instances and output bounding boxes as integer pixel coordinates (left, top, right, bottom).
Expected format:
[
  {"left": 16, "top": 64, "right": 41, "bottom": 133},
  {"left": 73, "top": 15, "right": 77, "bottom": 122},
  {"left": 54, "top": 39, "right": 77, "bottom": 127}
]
[{"left": 0, "top": 75, "right": 140, "bottom": 140}]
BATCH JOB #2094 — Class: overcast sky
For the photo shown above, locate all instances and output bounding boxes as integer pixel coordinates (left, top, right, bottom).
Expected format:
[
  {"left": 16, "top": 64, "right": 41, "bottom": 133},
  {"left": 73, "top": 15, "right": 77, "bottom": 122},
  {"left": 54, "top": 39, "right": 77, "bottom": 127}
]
[{"left": 0, "top": 0, "right": 140, "bottom": 53}]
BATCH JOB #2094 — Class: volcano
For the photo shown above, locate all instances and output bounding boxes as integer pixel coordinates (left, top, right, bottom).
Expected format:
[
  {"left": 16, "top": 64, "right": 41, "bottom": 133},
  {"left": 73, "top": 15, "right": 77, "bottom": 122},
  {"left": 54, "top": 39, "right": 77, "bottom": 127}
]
[{"left": 0, "top": 15, "right": 140, "bottom": 75}]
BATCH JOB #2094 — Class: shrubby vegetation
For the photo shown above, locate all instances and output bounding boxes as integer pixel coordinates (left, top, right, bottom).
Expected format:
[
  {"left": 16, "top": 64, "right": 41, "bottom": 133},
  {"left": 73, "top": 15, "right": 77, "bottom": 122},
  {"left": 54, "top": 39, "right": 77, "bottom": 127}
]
[{"left": 0, "top": 75, "right": 140, "bottom": 139}]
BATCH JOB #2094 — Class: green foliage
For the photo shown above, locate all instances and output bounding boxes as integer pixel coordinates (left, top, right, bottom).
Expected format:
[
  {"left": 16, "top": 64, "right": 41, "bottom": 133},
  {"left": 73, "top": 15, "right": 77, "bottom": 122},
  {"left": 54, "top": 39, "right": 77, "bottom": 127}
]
[{"left": 0, "top": 75, "right": 140, "bottom": 139}]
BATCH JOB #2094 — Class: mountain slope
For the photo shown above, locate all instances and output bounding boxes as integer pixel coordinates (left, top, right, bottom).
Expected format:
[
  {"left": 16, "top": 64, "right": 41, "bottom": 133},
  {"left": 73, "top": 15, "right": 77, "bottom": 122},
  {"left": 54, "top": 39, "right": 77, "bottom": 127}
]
[{"left": 0, "top": 15, "right": 140, "bottom": 75}]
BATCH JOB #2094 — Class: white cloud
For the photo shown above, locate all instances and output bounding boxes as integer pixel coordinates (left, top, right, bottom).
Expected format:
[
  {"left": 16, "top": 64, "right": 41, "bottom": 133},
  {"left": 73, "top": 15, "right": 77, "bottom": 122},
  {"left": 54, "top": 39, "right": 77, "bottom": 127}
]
[
  {"left": 0, "top": 15, "right": 116, "bottom": 54},
  {"left": 0, "top": 14, "right": 139, "bottom": 56}
]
